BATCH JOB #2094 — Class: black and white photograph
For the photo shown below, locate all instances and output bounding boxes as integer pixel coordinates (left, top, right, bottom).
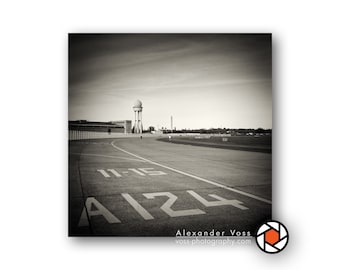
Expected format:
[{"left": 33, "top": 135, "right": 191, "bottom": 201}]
[
  {"left": 3, "top": 0, "right": 340, "bottom": 268},
  {"left": 69, "top": 34, "right": 272, "bottom": 236}
]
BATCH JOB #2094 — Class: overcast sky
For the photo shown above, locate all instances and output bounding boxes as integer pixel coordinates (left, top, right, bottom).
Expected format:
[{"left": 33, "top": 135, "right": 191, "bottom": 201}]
[{"left": 69, "top": 34, "right": 271, "bottom": 129}]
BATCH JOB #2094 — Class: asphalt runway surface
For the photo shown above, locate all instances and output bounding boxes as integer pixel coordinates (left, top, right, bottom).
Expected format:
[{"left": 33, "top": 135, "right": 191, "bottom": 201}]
[{"left": 69, "top": 136, "right": 271, "bottom": 236}]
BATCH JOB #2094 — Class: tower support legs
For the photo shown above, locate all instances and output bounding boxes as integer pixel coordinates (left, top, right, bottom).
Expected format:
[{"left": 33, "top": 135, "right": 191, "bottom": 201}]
[{"left": 133, "top": 110, "right": 143, "bottom": 133}]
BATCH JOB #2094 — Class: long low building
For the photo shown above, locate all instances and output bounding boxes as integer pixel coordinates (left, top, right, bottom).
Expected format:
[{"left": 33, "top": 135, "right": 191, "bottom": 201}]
[{"left": 69, "top": 120, "right": 132, "bottom": 134}]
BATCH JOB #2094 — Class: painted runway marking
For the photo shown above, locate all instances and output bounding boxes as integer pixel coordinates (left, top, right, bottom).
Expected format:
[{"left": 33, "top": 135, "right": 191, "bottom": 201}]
[
  {"left": 143, "top": 192, "right": 206, "bottom": 217},
  {"left": 96, "top": 168, "right": 167, "bottom": 178},
  {"left": 97, "top": 169, "right": 110, "bottom": 178},
  {"left": 122, "top": 193, "right": 154, "bottom": 220},
  {"left": 107, "top": 169, "right": 122, "bottom": 178},
  {"left": 78, "top": 197, "right": 121, "bottom": 227},
  {"left": 139, "top": 168, "right": 167, "bottom": 176},
  {"left": 111, "top": 141, "right": 272, "bottom": 204},
  {"left": 187, "top": 190, "right": 248, "bottom": 210},
  {"left": 128, "top": 168, "right": 145, "bottom": 176},
  {"left": 78, "top": 190, "right": 249, "bottom": 226}
]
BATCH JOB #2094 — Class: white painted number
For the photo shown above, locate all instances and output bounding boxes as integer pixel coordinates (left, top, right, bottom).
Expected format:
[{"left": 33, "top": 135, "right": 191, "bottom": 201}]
[
  {"left": 143, "top": 192, "right": 205, "bottom": 217},
  {"left": 96, "top": 169, "right": 110, "bottom": 178},
  {"left": 78, "top": 191, "right": 248, "bottom": 227},
  {"left": 97, "top": 169, "right": 122, "bottom": 178},
  {"left": 96, "top": 168, "right": 167, "bottom": 178},
  {"left": 187, "top": 190, "right": 248, "bottom": 210},
  {"left": 121, "top": 193, "right": 154, "bottom": 220},
  {"left": 107, "top": 169, "right": 122, "bottom": 178},
  {"left": 128, "top": 168, "right": 145, "bottom": 176},
  {"left": 139, "top": 168, "right": 167, "bottom": 176}
]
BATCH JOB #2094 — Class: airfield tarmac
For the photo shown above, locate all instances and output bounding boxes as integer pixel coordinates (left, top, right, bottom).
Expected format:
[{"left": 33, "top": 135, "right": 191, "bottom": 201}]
[{"left": 69, "top": 136, "right": 271, "bottom": 236}]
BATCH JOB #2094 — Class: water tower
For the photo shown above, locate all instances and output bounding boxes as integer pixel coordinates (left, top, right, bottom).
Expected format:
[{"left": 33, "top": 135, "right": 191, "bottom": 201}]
[{"left": 133, "top": 99, "right": 143, "bottom": 133}]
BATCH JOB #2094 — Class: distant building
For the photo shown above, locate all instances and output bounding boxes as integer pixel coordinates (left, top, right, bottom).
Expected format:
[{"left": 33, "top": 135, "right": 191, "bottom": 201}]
[{"left": 69, "top": 120, "right": 132, "bottom": 134}]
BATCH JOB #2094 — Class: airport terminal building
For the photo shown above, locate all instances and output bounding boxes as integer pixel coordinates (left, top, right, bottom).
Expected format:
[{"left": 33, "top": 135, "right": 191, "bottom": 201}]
[
  {"left": 69, "top": 120, "right": 132, "bottom": 138},
  {"left": 69, "top": 120, "right": 132, "bottom": 133}
]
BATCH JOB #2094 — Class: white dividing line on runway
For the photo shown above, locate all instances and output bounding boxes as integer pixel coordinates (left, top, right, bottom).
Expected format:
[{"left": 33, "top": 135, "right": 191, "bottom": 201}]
[{"left": 111, "top": 141, "right": 272, "bottom": 204}]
